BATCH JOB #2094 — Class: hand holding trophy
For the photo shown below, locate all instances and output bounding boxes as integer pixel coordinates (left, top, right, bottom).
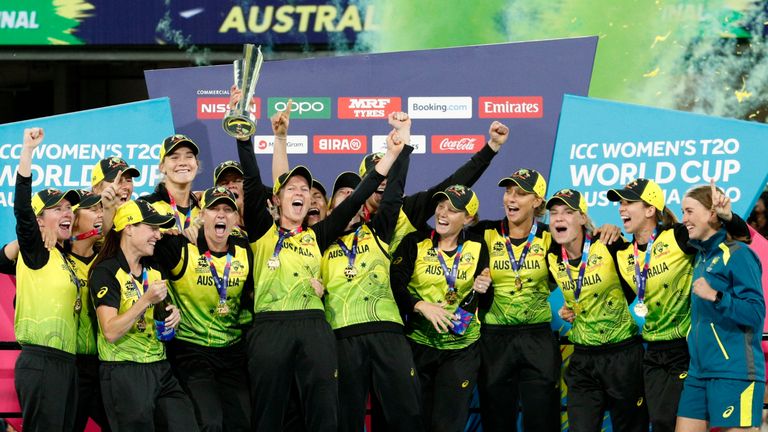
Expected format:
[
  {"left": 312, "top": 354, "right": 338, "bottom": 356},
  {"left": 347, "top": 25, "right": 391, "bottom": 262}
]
[{"left": 223, "top": 44, "right": 264, "bottom": 140}]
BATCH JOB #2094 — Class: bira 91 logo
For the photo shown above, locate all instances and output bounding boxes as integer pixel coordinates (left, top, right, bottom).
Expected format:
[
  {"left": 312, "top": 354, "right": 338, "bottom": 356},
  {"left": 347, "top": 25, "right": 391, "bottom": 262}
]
[
  {"left": 337, "top": 97, "right": 402, "bottom": 119},
  {"left": 478, "top": 96, "right": 543, "bottom": 118},
  {"left": 431, "top": 135, "right": 485, "bottom": 153},
  {"left": 313, "top": 136, "right": 367, "bottom": 154},
  {"left": 197, "top": 97, "right": 260, "bottom": 119}
]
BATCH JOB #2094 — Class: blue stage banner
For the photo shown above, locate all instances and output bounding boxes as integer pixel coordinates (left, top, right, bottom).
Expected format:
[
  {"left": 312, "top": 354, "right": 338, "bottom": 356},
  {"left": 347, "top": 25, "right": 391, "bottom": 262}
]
[
  {"left": 548, "top": 95, "right": 768, "bottom": 228},
  {"left": 145, "top": 38, "right": 598, "bottom": 222},
  {"left": 0, "top": 98, "right": 176, "bottom": 244}
]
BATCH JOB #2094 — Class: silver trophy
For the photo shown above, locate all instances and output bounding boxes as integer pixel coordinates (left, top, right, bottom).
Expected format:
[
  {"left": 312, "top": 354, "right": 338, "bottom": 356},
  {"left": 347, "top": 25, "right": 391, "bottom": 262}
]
[{"left": 223, "top": 44, "right": 264, "bottom": 140}]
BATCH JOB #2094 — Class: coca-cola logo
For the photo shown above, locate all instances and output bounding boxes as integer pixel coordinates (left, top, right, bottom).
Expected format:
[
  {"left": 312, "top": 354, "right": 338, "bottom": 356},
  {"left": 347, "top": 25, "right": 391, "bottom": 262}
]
[{"left": 431, "top": 135, "right": 485, "bottom": 153}]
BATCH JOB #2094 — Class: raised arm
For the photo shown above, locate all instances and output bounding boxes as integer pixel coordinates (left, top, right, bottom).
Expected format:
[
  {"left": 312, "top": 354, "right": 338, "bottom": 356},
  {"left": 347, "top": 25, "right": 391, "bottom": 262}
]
[
  {"left": 371, "top": 129, "right": 412, "bottom": 244},
  {"left": 271, "top": 99, "right": 291, "bottom": 183},
  {"left": 15, "top": 128, "right": 48, "bottom": 269}
]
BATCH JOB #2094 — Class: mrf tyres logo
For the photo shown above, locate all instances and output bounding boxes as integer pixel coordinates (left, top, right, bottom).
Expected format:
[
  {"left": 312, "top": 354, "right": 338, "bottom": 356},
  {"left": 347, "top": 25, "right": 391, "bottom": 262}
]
[
  {"left": 313, "top": 136, "right": 367, "bottom": 154},
  {"left": 267, "top": 97, "right": 331, "bottom": 119},
  {"left": 431, "top": 135, "right": 485, "bottom": 153},
  {"left": 338, "top": 97, "right": 402, "bottom": 119}
]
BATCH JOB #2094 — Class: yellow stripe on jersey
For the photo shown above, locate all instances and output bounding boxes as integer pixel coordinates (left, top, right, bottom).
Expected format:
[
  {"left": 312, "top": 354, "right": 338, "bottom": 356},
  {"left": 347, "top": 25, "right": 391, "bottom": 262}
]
[{"left": 740, "top": 381, "right": 755, "bottom": 427}]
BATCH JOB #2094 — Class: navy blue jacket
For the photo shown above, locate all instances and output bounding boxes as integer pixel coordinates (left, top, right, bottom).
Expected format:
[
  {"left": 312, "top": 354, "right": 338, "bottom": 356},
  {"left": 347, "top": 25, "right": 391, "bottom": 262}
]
[{"left": 688, "top": 228, "right": 764, "bottom": 381}]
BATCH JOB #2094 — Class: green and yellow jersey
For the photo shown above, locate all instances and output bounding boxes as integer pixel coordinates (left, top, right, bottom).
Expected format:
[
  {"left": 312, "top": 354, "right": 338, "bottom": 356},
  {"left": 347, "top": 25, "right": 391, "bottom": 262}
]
[
  {"left": 139, "top": 183, "right": 201, "bottom": 233},
  {"left": 13, "top": 173, "right": 79, "bottom": 354},
  {"left": 472, "top": 220, "right": 552, "bottom": 326},
  {"left": 391, "top": 230, "right": 490, "bottom": 350},
  {"left": 89, "top": 251, "right": 167, "bottom": 363},
  {"left": 70, "top": 252, "right": 98, "bottom": 355},
  {"left": 154, "top": 231, "right": 253, "bottom": 347},
  {"left": 547, "top": 234, "right": 638, "bottom": 346}
]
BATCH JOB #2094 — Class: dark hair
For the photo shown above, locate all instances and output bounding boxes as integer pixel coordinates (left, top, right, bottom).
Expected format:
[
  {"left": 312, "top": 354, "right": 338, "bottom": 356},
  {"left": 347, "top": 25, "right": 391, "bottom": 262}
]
[
  {"left": 88, "top": 229, "right": 122, "bottom": 279},
  {"left": 656, "top": 206, "right": 678, "bottom": 230}
]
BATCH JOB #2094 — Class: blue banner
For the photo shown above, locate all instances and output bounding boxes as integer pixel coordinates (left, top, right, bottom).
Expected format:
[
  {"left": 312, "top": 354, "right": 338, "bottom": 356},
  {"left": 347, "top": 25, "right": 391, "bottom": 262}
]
[
  {"left": 548, "top": 95, "right": 768, "bottom": 228},
  {"left": 0, "top": 98, "right": 176, "bottom": 244}
]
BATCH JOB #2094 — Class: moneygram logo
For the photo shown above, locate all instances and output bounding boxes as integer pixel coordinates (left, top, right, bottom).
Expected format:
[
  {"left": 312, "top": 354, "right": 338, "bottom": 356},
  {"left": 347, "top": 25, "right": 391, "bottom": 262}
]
[
  {"left": 338, "top": 97, "right": 402, "bottom": 119},
  {"left": 372, "top": 135, "right": 427, "bottom": 154},
  {"left": 267, "top": 97, "right": 331, "bottom": 119},
  {"left": 407, "top": 97, "right": 472, "bottom": 119},
  {"left": 252, "top": 135, "right": 308, "bottom": 154},
  {"left": 431, "top": 135, "right": 485, "bottom": 154},
  {"left": 478, "top": 96, "right": 543, "bottom": 118},
  {"left": 197, "top": 97, "right": 260, "bottom": 119},
  {"left": 313, "top": 136, "right": 367, "bottom": 154}
]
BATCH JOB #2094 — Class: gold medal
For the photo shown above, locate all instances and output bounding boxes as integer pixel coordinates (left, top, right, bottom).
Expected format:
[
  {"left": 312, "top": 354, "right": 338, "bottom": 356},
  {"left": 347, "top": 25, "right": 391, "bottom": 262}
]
[
  {"left": 514, "top": 276, "right": 523, "bottom": 290},
  {"left": 74, "top": 296, "right": 82, "bottom": 313},
  {"left": 634, "top": 302, "right": 648, "bottom": 318},
  {"left": 217, "top": 301, "right": 230, "bottom": 316},
  {"left": 573, "top": 302, "right": 582, "bottom": 315},
  {"left": 344, "top": 265, "right": 358, "bottom": 280},
  {"left": 267, "top": 256, "right": 280, "bottom": 270},
  {"left": 136, "top": 317, "right": 147, "bottom": 333},
  {"left": 445, "top": 290, "right": 459, "bottom": 305}
]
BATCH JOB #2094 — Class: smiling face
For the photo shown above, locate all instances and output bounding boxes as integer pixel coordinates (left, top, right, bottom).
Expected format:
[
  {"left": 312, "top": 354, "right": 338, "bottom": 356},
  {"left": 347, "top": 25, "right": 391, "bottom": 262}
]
[
  {"left": 125, "top": 223, "right": 162, "bottom": 257},
  {"left": 203, "top": 202, "right": 238, "bottom": 242},
  {"left": 682, "top": 196, "right": 718, "bottom": 241},
  {"left": 37, "top": 200, "right": 75, "bottom": 241},
  {"left": 434, "top": 199, "right": 472, "bottom": 238},
  {"left": 503, "top": 185, "right": 542, "bottom": 225},
  {"left": 306, "top": 187, "right": 328, "bottom": 226},
  {"left": 618, "top": 199, "right": 656, "bottom": 234},
  {"left": 275, "top": 175, "right": 311, "bottom": 227},
  {"left": 73, "top": 203, "right": 104, "bottom": 236},
  {"left": 548, "top": 203, "right": 587, "bottom": 246},
  {"left": 159, "top": 145, "right": 198, "bottom": 186}
]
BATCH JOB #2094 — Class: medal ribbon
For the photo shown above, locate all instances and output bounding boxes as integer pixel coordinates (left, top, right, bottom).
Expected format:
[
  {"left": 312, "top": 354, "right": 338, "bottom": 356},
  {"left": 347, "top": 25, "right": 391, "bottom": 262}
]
[
  {"left": 57, "top": 249, "right": 82, "bottom": 312},
  {"left": 168, "top": 193, "right": 192, "bottom": 230},
  {"left": 335, "top": 226, "right": 362, "bottom": 271},
  {"left": 204, "top": 250, "right": 232, "bottom": 304},
  {"left": 501, "top": 220, "right": 537, "bottom": 281},
  {"left": 561, "top": 233, "right": 592, "bottom": 304},
  {"left": 431, "top": 230, "right": 464, "bottom": 297},
  {"left": 70, "top": 228, "right": 101, "bottom": 242},
  {"left": 271, "top": 226, "right": 304, "bottom": 260},
  {"left": 129, "top": 268, "right": 150, "bottom": 300},
  {"left": 633, "top": 228, "right": 657, "bottom": 304}
]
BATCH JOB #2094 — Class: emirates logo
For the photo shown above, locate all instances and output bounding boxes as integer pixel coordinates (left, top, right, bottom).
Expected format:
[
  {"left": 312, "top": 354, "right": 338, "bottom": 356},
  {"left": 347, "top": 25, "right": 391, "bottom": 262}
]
[
  {"left": 108, "top": 157, "right": 127, "bottom": 168},
  {"left": 446, "top": 185, "right": 468, "bottom": 197},
  {"left": 513, "top": 169, "right": 531, "bottom": 179},
  {"left": 557, "top": 189, "right": 574, "bottom": 198}
]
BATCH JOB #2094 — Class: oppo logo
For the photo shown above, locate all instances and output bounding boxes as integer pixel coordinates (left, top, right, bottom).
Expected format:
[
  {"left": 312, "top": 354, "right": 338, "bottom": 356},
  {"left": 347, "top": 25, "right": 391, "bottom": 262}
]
[{"left": 267, "top": 97, "right": 331, "bottom": 119}]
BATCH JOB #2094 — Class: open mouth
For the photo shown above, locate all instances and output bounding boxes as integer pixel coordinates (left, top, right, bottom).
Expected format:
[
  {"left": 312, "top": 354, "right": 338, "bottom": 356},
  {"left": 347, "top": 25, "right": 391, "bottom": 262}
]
[
  {"left": 119, "top": 192, "right": 129, "bottom": 202},
  {"left": 554, "top": 226, "right": 567, "bottom": 234},
  {"left": 292, "top": 199, "right": 304, "bottom": 209},
  {"left": 436, "top": 218, "right": 449, "bottom": 228},
  {"left": 215, "top": 222, "right": 226, "bottom": 235},
  {"left": 93, "top": 222, "right": 103, "bottom": 230},
  {"left": 59, "top": 221, "right": 72, "bottom": 230},
  {"left": 374, "top": 188, "right": 385, "bottom": 195},
  {"left": 307, "top": 208, "right": 320, "bottom": 217}
]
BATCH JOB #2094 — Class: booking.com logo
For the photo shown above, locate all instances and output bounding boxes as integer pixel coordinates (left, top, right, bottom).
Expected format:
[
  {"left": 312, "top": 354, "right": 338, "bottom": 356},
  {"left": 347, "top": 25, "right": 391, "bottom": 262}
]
[{"left": 267, "top": 97, "right": 332, "bottom": 119}]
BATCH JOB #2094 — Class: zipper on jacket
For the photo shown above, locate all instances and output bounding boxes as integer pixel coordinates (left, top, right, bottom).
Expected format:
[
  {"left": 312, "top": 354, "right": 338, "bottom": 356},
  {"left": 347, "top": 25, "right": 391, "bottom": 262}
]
[{"left": 710, "top": 323, "right": 730, "bottom": 360}]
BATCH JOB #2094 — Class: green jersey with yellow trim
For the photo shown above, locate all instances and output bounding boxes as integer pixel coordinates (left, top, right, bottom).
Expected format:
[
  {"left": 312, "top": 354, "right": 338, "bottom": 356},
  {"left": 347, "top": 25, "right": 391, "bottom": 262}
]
[
  {"left": 547, "top": 236, "right": 638, "bottom": 346},
  {"left": 251, "top": 226, "right": 324, "bottom": 313},
  {"left": 70, "top": 252, "right": 98, "bottom": 355},
  {"left": 615, "top": 226, "right": 693, "bottom": 341},
  {"left": 156, "top": 233, "right": 252, "bottom": 347},
  {"left": 139, "top": 183, "right": 201, "bottom": 233},
  {"left": 90, "top": 251, "right": 166, "bottom": 363},
  {"left": 322, "top": 223, "right": 403, "bottom": 330},
  {"left": 391, "top": 230, "right": 489, "bottom": 350},
  {"left": 389, "top": 209, "right": 416, "bottom": 254},
  {"left": 474, "top": 220, "right": 552, "bottom": 326},
  {"left": 15, "top": 250, "right": 79, "bottom": 354}
]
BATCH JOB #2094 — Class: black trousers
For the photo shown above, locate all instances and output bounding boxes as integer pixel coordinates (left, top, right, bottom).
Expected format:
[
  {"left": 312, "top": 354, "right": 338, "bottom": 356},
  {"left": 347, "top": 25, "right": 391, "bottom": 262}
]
[
  {"left": 100, "top": 360, "right": 199, "bottom": 432},
  {"left": 168, "top": 339, "right": 251, "bottom": 432},
  {"left": 337, "top": 331, "right": 423, "bottom": 432},
  {"left": 479, "top": 323, "right": 562, "bottom": 432},
  {"left": 75, "top": 354, "right": 111, "bottom": 432},
  {"left": 643, "top": 339, "right": 689, "bottom": 432},
  {"left": 247, "top": 311, "right": 339, "bottom": 432},
  {"left": 14, "top": 344, "right": 77, "bottom": 432},
  {"left": 565, "top": 338, "right": 648, "bottom": 432},
  {"left": 410, "top": 340, "right": 481, "bottom": 432}
]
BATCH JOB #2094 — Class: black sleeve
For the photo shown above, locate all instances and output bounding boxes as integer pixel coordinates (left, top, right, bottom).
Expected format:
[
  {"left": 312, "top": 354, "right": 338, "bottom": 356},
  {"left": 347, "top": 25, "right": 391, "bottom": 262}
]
[
  {"left": 152, "top": 234, "right": 187, "bottom": 275},
  {"left": 0, "top": 244, "right": 16, "bottom": 275},
  {"left": 603, "top": 235, "right": 630, "bottom": 261},
  {"left": 314, "top": 170, "right": 386, "bottom": 252},
  {"left": 370, "top": 146, "right": 412, "bottom": 244},
  {"left": 239, "top": 240, "right": 255, "bottom": 316},
  {"left": 236, "top": 138, "right": 275, "bottom": 241},
  {"left": 723, "top": 213, "right": 751, "bottom": 243},
  {"left": 474, "top": 240, "right": 494, "bottom": 310},
  {"left": 390, "top": 232, "right": 420, "bottom": 314},
  {"left": 401, "top": 144, "right": 497, "bottom": 230},
  {"left": 89, "top": 264, "right": 121, "bottom": 309},
  {"left": 14, "top": 173, "right": 49, "bottom": 270}
]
